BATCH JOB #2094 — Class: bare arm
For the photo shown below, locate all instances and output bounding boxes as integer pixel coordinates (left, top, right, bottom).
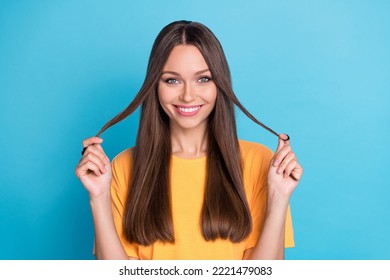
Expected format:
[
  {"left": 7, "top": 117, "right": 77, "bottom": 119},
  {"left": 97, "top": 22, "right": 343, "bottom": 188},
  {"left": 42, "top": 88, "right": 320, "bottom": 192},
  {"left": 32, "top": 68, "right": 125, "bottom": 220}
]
[
  {"left": 244, "top": 134, "right": 303, "bottom": 260},
  {"left": 90, "top": 192, "right": 131, "bottom": 259},
  {"left": 243, "top": 192, "right": 289, "bottom": 259},
  {"left": 76, "top": 137, "right": 136, "bottom": 260}
]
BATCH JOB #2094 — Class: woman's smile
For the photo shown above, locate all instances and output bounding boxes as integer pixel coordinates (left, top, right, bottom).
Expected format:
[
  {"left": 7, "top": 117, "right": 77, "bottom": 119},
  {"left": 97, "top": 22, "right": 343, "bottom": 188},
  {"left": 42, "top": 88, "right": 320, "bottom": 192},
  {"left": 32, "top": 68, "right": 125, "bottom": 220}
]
[{"left": 174, "top": 105, "right": 203, "bottom": 116}]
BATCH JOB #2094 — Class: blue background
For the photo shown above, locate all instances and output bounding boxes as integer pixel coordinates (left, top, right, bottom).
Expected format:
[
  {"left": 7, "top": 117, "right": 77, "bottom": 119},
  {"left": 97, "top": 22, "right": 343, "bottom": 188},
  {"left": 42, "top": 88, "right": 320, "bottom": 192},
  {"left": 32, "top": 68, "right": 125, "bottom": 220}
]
[{"left": 1, "top": 0, "right": 389, "bottom": 260}]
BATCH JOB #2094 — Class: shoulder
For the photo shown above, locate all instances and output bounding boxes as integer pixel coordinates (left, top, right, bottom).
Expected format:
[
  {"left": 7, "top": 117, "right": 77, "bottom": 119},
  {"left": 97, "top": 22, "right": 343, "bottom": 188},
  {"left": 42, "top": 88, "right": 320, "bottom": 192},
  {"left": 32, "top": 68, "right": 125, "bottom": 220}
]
[
  {"left": 110, "top": 148, "right": 134, "bottom": 194},
  {"left": 111, "top": 148, "right": 134, "bottom": 175},
  {"left": 239, "top": 139, "right": 274, "bottom": 161},
  {"left": 239, "top": 139, "right": 274, "bottom": 178},
  {"left": 112, "top": 147, "right": 133, "bottom": 162},
  {"left": 239, "top": 140, "right": 273, "bottom": 206}
]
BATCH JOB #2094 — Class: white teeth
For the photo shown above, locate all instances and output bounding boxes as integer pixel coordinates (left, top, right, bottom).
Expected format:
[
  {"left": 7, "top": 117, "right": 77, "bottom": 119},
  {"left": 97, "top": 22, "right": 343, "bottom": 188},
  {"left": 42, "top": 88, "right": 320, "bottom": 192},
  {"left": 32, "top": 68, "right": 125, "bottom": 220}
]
[{"left": 177, "top": 106, "right": 200, "bottom": 113}]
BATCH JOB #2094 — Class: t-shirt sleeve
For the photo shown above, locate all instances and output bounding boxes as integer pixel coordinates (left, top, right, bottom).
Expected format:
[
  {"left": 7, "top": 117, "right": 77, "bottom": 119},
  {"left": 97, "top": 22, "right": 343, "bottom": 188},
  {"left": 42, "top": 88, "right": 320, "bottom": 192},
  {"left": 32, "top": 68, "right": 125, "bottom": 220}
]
[
  {"left": 110, "top": 149, "right": 140, "bottom": 258},
  {"left": 243, "top": 142, "right": 295, "bottom": 250},
  {"left": 284, "top": 205, "right": 295, "bottom": 248}
]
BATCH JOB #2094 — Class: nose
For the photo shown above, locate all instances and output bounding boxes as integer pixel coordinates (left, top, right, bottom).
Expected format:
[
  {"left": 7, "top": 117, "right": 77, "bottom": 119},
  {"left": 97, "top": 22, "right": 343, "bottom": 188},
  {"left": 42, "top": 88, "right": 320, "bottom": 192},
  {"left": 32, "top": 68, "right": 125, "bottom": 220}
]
[{"left": 179, "top": 82, "right": 196, "bottom": 103}]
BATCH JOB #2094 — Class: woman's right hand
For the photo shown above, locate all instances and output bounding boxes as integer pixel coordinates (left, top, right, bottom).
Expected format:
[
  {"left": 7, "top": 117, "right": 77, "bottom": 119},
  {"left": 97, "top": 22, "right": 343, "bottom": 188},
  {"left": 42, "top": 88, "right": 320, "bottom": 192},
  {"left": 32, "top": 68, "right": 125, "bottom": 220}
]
[{"left": 75, "top": 137, "right": 112, "bottom": 198}]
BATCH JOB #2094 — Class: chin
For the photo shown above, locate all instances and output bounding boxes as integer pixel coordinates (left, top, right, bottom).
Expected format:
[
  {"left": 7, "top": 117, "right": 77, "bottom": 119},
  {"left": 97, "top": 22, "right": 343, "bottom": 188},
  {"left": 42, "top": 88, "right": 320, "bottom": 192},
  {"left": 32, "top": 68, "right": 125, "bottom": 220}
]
[{"left": 173, "top": 119, "right": 208, "bottom": 131}]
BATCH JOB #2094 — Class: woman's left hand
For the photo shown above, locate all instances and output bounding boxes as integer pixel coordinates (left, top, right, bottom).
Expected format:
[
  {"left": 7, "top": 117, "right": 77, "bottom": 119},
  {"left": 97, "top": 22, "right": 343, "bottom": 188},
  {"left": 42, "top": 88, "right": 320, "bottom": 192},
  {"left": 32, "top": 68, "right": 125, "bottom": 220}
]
[{"left": 267, "top": 134, "right": 304, "bottom": 200}]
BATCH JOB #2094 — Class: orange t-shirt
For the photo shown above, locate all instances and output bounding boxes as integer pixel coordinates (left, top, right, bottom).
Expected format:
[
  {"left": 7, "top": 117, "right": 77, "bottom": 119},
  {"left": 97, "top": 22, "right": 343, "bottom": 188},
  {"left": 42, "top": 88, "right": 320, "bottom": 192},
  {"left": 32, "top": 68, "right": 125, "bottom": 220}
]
[{"left": 110, "top": 140, "right": 294, "bottom": 259}]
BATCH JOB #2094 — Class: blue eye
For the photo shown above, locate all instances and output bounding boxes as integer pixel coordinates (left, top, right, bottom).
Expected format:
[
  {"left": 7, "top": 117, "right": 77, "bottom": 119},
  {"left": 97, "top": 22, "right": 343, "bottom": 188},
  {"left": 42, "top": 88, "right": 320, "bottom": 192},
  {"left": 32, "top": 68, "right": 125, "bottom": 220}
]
[
  {"left": 165, "top": 78, "right": 179, "bottom": 84},
  {"left": 198, "top": 76, "right": 211, "bottom": 83}
]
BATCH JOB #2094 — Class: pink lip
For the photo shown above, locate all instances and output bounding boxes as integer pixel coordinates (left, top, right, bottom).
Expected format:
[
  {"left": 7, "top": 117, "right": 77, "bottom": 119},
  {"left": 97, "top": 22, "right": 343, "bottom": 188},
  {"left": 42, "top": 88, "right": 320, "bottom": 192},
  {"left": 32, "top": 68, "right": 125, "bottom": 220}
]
[{"left": 174, "top": 105, "right": 203, "bottom": 117}]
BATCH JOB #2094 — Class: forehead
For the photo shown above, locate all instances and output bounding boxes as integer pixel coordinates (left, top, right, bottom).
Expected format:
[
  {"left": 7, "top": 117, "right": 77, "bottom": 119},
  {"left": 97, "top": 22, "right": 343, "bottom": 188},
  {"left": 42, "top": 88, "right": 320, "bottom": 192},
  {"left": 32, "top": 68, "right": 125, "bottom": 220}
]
[{"left": 162, "top": 45, "right": 209, "bottom": 73}]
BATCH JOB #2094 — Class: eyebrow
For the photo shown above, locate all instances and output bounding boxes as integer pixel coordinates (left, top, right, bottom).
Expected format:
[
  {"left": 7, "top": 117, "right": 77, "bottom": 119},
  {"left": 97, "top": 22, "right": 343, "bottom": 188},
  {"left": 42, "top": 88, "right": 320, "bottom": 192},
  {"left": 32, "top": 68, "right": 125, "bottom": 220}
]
[{"left": 161, "top": 69, "right": 211, "bottom": 76}]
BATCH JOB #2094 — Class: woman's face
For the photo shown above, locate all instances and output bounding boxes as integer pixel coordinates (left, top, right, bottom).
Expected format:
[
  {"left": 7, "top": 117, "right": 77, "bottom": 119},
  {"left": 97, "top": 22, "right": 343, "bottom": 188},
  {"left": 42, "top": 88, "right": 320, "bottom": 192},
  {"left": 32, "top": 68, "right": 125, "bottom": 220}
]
[{"left": 158, "top": 44, "right": 217, "bottom": 131}]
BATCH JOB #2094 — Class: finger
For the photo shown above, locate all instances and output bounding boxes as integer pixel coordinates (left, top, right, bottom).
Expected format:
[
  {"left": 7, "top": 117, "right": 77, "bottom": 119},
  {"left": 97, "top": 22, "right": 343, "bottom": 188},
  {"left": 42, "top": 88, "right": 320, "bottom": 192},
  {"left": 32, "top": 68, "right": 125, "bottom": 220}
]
[
  {"left": 92, "top": 144, "right": 110, "bottom": 164},
  {"left": 83, "top": 145, "right": 109, "bottom": 165},
  {"left": 283, "top": 160, "right": 297, "bottom": 178},
  {"left": 291, "top": 163, "right": 304, "bottom": 181},
  {"left": 85, "top": 161, "right": 102, "bottom": 176},
  {"left": 279, "top": 133, "right": 290, "bottom": 143},
  {"left": 276, "top": 151, "right": 296, "bottom": 174},
  {"left": 82, "top": 137, "right": 103, "bottom": 148},
  {"left": 77, "top": 161, "right": 102, "bottom": 177},
  {"left": 274, "top": 133, "right": 290, "bottom": 155},
  {"left": 79, "top": 152, "right": 107, "bottom": 174},
  {"left": 275, "top": 138, "right": 284, "bottom": 154},
  {"left": 273, "top": 145, "right": 293, "bottom": 167}
]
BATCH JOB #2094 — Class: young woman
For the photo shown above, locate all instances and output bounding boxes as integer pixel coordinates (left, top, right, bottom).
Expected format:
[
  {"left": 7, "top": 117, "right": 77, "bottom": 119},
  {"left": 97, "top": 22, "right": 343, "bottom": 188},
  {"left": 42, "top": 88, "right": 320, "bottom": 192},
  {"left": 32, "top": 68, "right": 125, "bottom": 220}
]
[{"left": 75, "top": 20, "right": 303, "bottom": 260}]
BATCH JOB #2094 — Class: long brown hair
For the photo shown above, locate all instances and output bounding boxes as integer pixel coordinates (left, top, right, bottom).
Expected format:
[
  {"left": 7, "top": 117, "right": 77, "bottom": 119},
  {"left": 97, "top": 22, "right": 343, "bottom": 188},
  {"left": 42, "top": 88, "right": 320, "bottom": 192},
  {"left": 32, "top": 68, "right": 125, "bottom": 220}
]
[{"left": 96, "top": 20, "right": 278, "bottom": 245}]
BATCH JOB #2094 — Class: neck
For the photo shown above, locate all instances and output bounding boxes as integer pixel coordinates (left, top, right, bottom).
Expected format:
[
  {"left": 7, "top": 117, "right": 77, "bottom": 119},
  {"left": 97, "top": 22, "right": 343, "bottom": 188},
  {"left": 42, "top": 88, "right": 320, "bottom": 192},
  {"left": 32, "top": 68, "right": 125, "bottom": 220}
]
[{"left": 170, "top": 123, "right": 208, "bottom": 159}]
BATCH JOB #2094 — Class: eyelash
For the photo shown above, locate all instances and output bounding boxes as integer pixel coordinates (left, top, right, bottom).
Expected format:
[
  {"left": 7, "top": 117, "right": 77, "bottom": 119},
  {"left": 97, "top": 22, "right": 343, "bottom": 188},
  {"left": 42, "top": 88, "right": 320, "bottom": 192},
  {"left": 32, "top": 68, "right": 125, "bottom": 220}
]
[
  {"left": 163, "top": 76, "right": 212, "bottom": 84},
  {"left": 164, "top": 78, "right": 179, "bottom": 84},
  {"left": 198, "top": 76, "right": 212, "bottom": 83}
]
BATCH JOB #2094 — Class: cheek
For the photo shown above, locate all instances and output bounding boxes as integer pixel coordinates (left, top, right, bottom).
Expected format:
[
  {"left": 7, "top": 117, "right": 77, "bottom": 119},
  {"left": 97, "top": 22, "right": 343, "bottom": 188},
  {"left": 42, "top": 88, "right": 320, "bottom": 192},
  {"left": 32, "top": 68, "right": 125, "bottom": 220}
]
[
  {"left": 157, "top": 93, "right": 171, "bottom": 116},
  {"left": 158, "top": 84, "right": 178, "bottom": 104},
  {"left": 157, "top": 86, "right": 169, "bottom": 105},
  {"left": 203, "top": 86, "right": 217, "bottom": 104}
]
